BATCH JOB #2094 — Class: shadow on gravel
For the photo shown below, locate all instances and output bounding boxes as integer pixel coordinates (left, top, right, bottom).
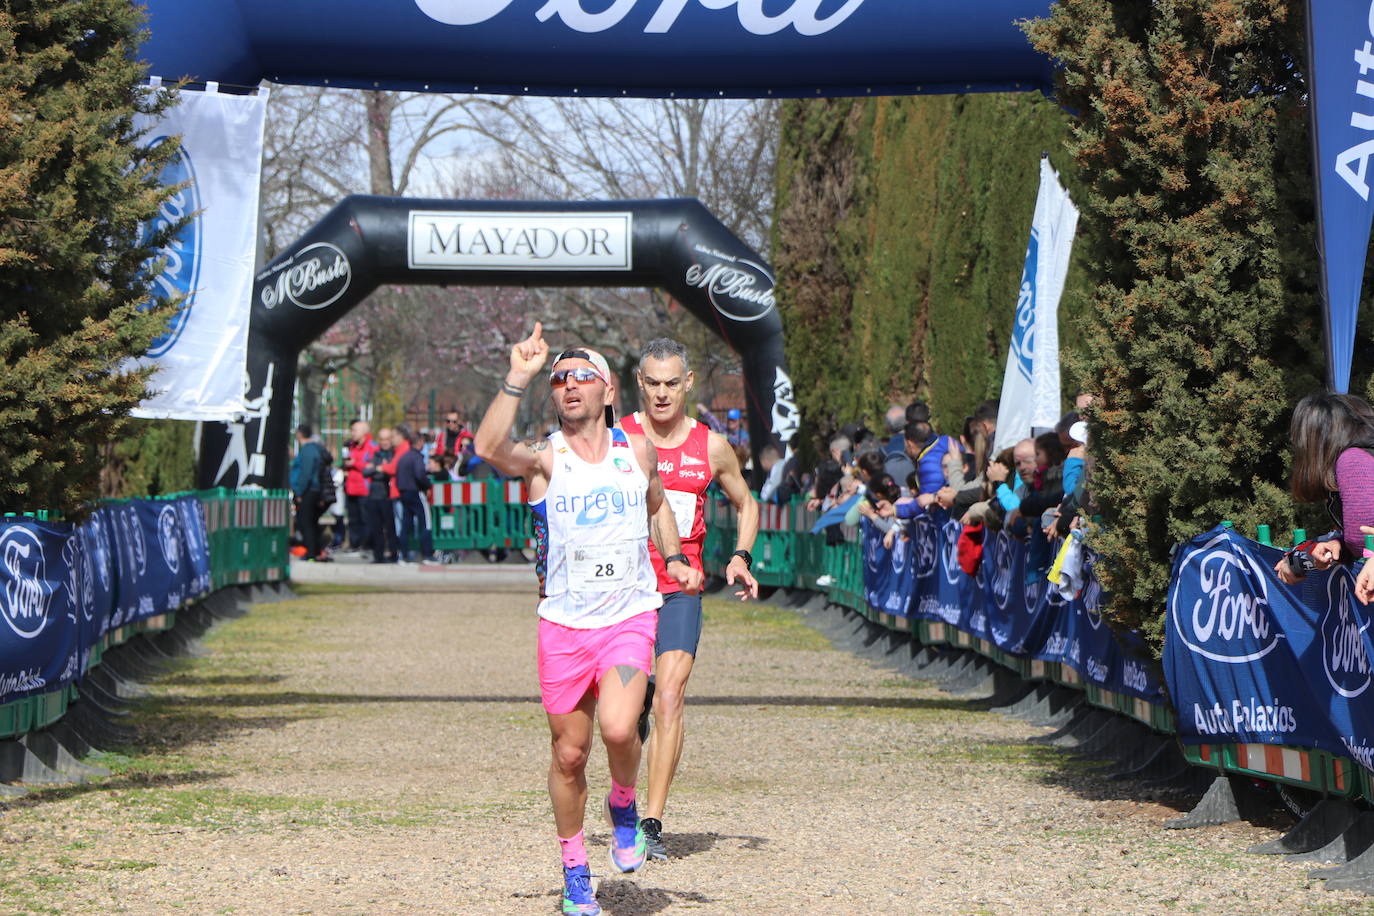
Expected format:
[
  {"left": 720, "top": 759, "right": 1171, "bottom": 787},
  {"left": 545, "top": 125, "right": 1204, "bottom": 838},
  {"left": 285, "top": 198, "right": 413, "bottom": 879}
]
[
  {"left": 154, "top": 673, "right": 288, "bottom": 688},
  {"left": 511, "top": 881, "right": 714, "bottom": 915},
  {"left": 0, "top": 769, "right": 226, "bottom": 811},
  {"left": 148, "top": 691, "right": 979, "bottom": 712},
  {"left": 1027, "top": 748, "right": 1298, "bottom": 829},
  {"left": 597, "top": 879, "right": 714, "bottom": 914},
  {"left": 659, "top": 831, "right": 770, "bottom": 858}
]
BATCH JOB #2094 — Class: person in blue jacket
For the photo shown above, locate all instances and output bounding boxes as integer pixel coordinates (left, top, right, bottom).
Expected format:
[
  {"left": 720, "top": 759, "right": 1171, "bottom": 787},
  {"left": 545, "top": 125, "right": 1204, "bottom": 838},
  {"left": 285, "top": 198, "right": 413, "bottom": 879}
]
[
  {"left": 903, "top": 420, "right": 962, "bottom": 497},
  {"left": 289, "top": 424, "right": 327, "bottom": 561}
]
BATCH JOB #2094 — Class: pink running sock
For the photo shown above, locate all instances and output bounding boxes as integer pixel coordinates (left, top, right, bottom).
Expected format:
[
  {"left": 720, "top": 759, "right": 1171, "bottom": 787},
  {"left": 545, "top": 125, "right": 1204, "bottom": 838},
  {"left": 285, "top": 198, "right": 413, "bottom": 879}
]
[
  {"left": 609, "top": 779, "right": 635, "bottom": 808},
  {"left": 558, "top": 830, "right": 588, "bottom": 868}
]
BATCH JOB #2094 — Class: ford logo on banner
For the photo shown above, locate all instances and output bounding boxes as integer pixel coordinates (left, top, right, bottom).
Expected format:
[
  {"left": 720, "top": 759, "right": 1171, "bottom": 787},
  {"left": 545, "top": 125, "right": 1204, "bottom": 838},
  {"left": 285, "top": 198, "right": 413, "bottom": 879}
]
[
  {"left": 1322, "top": 571, "right": 1372, "bottom": 699},
  {"left": 941, "top": 518, "right": 962, "bottom": 587},
  {"left": 415, "top": 0, "right": 868, "bottom": 35},
  {"left": 158, "top": 505, "right": 183, "bottom": 575},
  {"left": 989, "top": 530, "right": 1014, "bottom": 611},
  {"left": 0, "top": 528, "right": 50, "bottom": 640},
  {"left": 1008, "top": 228, "right": 1038, "bottom": 384},
  {"left": 1168, "top": 530, "right": 1281, "bottom": 663},
  {"left": 142, "top": 139, "right": 203, "bottom": 358},
  {"left": 914, "top": 518, "right": 938, "bottom": 579}
]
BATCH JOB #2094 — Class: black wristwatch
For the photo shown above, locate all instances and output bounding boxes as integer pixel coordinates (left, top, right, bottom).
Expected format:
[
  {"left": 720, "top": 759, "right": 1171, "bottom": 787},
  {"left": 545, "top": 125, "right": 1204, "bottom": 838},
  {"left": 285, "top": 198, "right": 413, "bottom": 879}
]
[
  {"left": 663, "top": 553, "right": 690, "bottom": 568},
  {"left": 731, "top": 549, "right": 753, "bottom": 570}
]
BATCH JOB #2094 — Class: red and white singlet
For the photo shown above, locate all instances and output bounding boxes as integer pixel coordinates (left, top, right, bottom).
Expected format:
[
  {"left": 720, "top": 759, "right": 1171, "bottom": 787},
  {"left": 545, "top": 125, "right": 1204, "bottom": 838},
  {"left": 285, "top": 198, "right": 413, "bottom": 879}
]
[{"left": 619, "top": 411, "right": 714, "bottom": 593}]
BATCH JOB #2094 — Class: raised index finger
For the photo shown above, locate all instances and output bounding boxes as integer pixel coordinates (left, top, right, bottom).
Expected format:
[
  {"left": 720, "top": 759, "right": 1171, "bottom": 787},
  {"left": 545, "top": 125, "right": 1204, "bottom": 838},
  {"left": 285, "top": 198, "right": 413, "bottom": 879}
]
[{"left": 530, "top": 320, "right": 543, "bottom": 342}]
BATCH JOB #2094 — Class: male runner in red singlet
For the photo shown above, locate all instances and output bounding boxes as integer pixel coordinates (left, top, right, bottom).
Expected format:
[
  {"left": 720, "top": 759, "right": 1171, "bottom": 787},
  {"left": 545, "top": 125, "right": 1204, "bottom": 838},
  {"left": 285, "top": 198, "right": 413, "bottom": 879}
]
[
  {"left": 475, "top": 323, "right": 703, "bottom": 916},
  {"left": 619, "top": 337, "right": 760, "bottom": 860}
]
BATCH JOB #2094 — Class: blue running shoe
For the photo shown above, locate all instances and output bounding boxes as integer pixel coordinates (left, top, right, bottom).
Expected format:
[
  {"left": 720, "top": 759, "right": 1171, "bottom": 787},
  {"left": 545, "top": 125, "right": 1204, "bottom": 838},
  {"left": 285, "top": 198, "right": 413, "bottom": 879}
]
[
  {"left": 562, "top": 864, "right": 600, "bottom": 915},
  {"left": 604, "top": 794, "right": 647, "bottom": 873}
]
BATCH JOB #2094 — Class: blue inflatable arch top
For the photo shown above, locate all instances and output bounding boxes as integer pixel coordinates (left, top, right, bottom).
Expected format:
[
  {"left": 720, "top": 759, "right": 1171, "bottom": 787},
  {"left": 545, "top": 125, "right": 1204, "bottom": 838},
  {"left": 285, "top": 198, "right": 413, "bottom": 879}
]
[{"left": 139, "top": 0, "right": 1056, "bottom": 99}]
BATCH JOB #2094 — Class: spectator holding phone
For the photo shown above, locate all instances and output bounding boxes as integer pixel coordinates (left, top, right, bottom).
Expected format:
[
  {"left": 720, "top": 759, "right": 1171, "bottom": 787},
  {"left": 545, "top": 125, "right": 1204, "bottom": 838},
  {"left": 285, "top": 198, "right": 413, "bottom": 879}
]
[{"left": 1277, "top": 392, "right": 1374, "bottom": 585}]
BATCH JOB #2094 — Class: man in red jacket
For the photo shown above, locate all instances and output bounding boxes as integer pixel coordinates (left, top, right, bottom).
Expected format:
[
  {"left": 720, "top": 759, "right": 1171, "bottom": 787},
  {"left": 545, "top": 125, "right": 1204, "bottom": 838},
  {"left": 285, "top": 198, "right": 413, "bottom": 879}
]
[
  {"left": 341, "top": 420, "right": 376, "bottom": 553},
  {"left": 434, "top": 410, "right": 474, "bottom": 469}
]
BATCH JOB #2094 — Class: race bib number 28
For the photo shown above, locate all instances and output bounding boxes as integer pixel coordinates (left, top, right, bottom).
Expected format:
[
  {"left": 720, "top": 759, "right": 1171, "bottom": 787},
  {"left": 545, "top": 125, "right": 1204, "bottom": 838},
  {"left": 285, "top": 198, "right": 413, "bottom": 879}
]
[{"left": 569, "top": 541, "right": 638, "bottom": 592}]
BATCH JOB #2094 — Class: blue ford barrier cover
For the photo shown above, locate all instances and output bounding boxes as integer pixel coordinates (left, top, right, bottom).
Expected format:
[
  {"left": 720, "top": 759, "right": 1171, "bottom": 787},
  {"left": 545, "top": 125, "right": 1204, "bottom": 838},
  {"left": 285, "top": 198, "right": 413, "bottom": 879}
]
[
  {"left": 1166, "top": 526, "right": 1374, "bottom": 769},
  {"left": 0, "top": 498, "right": 210, "bottom": 706},
  {"left": 861, "top": 511, "right": 1167, "bottom": 703}
]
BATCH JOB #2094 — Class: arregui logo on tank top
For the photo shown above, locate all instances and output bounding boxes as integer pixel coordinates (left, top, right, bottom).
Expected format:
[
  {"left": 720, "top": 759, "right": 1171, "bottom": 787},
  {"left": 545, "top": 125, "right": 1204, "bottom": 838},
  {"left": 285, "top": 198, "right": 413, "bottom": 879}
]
[{"left": 553, "top": 485, "right": 645, "bottom": 527}]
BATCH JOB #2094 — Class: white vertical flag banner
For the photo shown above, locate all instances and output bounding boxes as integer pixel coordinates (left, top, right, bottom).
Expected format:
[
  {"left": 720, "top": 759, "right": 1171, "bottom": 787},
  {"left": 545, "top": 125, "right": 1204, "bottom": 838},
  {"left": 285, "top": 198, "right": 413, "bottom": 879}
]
[
  {"left": 994, "top": 157, "right": 1079, "bottom": 454},
  {"left": 129, "top": 82, "right": 268, "bottom": 421}
]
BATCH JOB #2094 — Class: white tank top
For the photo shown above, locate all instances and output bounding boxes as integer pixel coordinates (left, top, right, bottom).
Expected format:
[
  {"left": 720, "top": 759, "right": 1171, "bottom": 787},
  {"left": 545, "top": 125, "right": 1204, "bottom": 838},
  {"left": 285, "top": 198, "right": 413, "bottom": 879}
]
[{"left": 538, "top": 428, "right": 661, "bottom": 628}]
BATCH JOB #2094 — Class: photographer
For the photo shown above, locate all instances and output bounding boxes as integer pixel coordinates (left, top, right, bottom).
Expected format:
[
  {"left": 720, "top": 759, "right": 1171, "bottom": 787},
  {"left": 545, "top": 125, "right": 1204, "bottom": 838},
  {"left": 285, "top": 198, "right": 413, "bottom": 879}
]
[{"left": 1275, "top": 392, "right": 1374, "bottom": 585}]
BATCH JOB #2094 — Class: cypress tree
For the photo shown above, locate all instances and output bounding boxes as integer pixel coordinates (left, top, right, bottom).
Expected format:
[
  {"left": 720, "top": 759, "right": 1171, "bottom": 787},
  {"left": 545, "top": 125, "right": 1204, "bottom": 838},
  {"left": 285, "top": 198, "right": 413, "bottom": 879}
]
[
  {"left": 1026, "top": 0, "right": 1323, "bottom": 646},
  {"left": 774, "top": 93, "right": 1081, "bottom": 446},
  {"left": 0, "top": 1, "right": 181, "bottom": 514}
]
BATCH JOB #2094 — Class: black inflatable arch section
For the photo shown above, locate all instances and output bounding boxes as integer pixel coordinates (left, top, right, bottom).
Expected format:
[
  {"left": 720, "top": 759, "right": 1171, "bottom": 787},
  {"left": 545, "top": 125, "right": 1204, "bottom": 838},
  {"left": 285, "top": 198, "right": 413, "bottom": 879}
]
[{"left": 198, "top": 196, "right": 797, "bottom": 490}]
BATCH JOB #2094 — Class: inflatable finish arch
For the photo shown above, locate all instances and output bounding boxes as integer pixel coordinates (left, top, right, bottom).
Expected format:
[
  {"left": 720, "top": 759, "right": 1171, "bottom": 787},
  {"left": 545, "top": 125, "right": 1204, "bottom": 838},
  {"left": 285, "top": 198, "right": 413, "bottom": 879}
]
[
  {"left": 140, "top": 0, "right": 1056, "bottom": 98},
  {"left": 199, "top": 197, "right": 796, "bottom": 490}
]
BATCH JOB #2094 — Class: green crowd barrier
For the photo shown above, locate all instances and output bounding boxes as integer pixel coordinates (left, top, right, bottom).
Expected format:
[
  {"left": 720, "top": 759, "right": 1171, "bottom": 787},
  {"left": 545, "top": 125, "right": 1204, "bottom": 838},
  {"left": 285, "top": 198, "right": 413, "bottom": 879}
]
[{"left": 168, "top": 488, "right": 291, "bottom": 587}]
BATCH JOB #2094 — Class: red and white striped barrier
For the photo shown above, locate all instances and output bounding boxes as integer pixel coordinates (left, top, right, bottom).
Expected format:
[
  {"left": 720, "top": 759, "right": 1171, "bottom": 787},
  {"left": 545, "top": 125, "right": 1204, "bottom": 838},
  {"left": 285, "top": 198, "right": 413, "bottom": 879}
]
[
  {"left": 759, "top": 503, "right": 788, "bottom": 531},
  {"left": 263, "top": 498, "right": 289, "bottom": 528},
  {"left": 1236, "top": 743, "right": 1314, "bottom": 785},
  {"left": 431, "top": 482, "right": 488, "bottom": 506},
  {"left": 234, "top": 498, "right": 259, "bottom": 529}
]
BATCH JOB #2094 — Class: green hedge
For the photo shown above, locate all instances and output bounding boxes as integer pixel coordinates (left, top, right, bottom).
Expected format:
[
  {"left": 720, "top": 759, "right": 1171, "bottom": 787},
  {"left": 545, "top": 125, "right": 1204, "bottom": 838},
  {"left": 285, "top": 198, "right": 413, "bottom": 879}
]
[{"left": 773, "top": 92, "right": 1089, "bottom": 446}]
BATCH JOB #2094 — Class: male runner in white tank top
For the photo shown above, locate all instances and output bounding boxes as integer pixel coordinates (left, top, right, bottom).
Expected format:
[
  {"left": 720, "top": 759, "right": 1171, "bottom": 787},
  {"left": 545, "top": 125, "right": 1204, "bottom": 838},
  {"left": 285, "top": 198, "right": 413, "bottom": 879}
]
[
  {"left": 620, "top": 337, "right": 760, "bottom": 860},
  {"left": 474, "top": 322, "right": 702, "bottom": 916}
]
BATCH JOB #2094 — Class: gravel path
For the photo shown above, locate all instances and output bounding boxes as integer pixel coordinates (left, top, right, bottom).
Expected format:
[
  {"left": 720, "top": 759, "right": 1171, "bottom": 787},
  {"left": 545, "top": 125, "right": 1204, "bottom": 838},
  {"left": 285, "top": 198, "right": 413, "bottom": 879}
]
[{"left": 0, "top": 585, "right": 1371, "bottom": 915}]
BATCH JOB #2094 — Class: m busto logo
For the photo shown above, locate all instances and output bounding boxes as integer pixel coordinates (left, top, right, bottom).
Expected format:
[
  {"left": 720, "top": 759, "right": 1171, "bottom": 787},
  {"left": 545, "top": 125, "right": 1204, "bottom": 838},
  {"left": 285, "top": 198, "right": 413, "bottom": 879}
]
[
  {"left": 685, "top": 244, "right": 776, "bottom": 323},
  {"left": 259, "top": 242, "right": 352, "bottom": 310}
]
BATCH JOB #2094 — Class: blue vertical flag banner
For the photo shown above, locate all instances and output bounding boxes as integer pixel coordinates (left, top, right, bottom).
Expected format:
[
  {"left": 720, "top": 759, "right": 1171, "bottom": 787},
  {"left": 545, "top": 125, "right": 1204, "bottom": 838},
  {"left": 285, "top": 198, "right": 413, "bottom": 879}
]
[
  {"left": 129, "top": 84, "right": 269, "bottom": 421},
  {"left": 993, "top": 158, "right": 1079, "bottom": 452},
  {"left": 1308, "top": 0, "right": 1374, "bottom": 393},
  {"left": 1165, "top": 526, "right": 1374, "bottom": 768},
  {"left": 0, "top": 499, "right": 215, "bottom": 707}
]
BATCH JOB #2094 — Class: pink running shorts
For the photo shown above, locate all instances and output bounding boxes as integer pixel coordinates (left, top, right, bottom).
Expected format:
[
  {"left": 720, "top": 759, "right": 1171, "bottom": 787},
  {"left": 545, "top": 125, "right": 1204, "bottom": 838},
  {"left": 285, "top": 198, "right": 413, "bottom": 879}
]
[{"left": 537, "top": 610, "right": 658, "bottom": 715}]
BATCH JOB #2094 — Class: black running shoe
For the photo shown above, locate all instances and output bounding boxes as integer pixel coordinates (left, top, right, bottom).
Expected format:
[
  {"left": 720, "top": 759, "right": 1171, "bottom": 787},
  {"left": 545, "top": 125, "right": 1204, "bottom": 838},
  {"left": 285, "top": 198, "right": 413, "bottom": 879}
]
[
  {"left": 641, "top": 817, "right": 667, "bottom": 860},
  {"left": 637, "top": 675, "right": 655, "bottom": 743}
]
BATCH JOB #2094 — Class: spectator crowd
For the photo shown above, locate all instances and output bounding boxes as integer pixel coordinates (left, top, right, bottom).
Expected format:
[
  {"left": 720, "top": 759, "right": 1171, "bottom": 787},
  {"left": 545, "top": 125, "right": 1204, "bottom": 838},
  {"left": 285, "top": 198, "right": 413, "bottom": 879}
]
[
  {"left": 765, "top": 395, "right": 1096, "bottom": 590},
  {"left": 288, "top": 408, "right": 513, "bottom": 565},
  {"left": 286, "top": 391, "right": 1103, "bottom": 592}
]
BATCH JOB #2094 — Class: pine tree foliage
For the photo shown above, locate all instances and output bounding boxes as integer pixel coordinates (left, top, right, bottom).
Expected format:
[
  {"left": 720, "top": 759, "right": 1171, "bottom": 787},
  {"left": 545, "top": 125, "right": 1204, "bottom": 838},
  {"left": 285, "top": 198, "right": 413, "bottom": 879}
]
[
  {"left": 1026, "top": 0, "right": 1324, "bottom": 645},
  {"left": 0, "top": 1, "right": 181, "bottom": 514}
]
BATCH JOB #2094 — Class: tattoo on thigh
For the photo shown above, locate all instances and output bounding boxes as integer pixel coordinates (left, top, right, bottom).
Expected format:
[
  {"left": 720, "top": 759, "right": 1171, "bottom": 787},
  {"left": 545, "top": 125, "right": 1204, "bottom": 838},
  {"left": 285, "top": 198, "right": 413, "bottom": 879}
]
[{"left": 613, "top": 665, "right": 640, "bottom": 688}]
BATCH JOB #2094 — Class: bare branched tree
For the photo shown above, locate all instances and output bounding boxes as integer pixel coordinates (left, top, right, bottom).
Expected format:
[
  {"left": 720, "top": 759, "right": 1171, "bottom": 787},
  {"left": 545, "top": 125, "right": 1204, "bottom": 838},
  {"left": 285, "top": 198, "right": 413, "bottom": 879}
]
[{"left": 258, "top": 86, "right": 779, "bottom": 429}]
